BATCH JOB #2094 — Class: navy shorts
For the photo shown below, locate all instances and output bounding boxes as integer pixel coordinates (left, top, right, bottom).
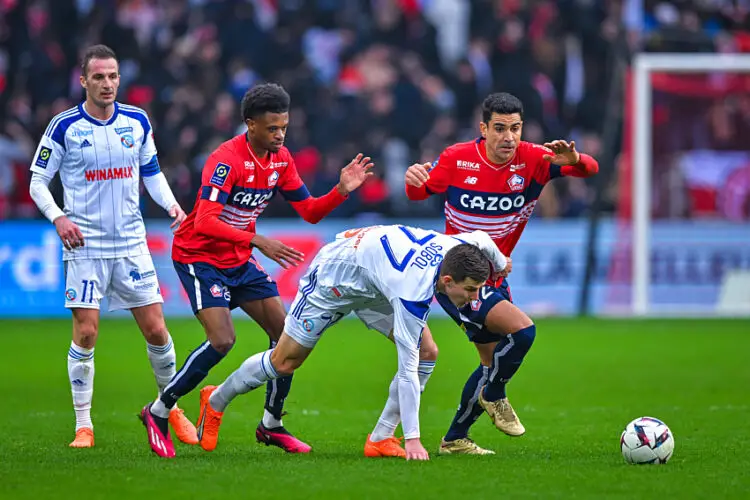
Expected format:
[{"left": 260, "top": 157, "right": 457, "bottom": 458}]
[
  {"left": 435, "top": 278, "right": 512, "bottom": 344},
  {"left": 174, "top": 256, "right": 279, "bottom": 314}
]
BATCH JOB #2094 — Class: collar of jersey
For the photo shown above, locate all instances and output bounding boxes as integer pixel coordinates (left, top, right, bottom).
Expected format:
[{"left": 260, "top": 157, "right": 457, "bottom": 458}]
[{"left": 78, "top": 101, "right": 120, "bottom": 127}]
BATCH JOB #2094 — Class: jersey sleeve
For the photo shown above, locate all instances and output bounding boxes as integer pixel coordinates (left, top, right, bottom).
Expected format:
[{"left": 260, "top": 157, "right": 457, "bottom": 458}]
[
  {"left": 198, "top": 153, "right": 240, "bottom": 206},
  {"left": 29, "top": 134, "right": 64, "bottom": 179},
  {"left": 454, "top": 230, "right": 508, "bottom": 272},
  {"left": 527, "top": 143, "right": 556, "bottom": 185},
  {"left": 139, "top": 116, "right": 160, "bottom": 177},
  {"left": 391, "top": 297, "right": 429, "bottom": 440},
  {"left": 405, "top": 148, "right": 454, "bottom": 200},
  {"left": 530, "top": 142, "right": 599, "bottom": 183},
  {"left": 277, "top": 155, "right": 311, "bottom": 202},
  {"left": 193, "top": 154, "right": 253, "bottom": 246}
]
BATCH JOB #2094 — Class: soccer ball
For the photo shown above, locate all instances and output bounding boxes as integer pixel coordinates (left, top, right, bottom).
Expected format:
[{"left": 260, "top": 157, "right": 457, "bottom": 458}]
[{"left": 620, "top": 416, "right": 674, "bottom": 464}]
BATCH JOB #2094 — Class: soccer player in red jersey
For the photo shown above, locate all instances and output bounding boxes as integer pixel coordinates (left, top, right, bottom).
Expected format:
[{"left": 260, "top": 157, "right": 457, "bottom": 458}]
[
  {"left": 404, "top": 92, "right": 599, "bottom": 455},
  {"left": 139, "top": 83, "right": 374, "bottom": 458}
]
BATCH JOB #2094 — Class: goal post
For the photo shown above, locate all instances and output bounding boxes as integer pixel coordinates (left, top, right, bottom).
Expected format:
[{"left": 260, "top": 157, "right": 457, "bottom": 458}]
[{"left": 631, "top": 53, "right": 750, "bottom": 317}]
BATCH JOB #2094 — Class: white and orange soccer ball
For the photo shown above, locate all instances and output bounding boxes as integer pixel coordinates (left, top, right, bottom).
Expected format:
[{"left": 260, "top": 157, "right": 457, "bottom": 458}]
[{"left": 620, "top": 417, "right": 675, "bottom": 465}]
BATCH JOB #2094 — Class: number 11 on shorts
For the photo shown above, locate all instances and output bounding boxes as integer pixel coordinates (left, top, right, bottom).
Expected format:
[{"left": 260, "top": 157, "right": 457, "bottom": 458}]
[{"left": 80, "top": 280, "right": 95, "bottom": 304}]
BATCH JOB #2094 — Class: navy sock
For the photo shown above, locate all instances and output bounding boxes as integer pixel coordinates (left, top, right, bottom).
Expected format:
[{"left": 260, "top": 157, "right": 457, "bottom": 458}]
[
  {"left": 264, "top": 375, "right": 292, "bottom": 421},
  {"left": 264, "top": 339, "right": 292, "bottom": 421},
  {"left": 483, "top": 325, "right": 536, "bottom": 401},
  {"left": 160, "top": 341, "right": 225, "bottom": 408},
  {"left": 444, "top": 365, "right": 489, "bottom": 441}
]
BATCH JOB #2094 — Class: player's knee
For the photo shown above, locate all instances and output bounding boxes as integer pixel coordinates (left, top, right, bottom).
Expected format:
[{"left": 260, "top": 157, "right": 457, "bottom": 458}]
[
  {"left": 419, "top": 338, "right": 439, "bottom": 362},
  {"left": 270, "top": 353, "right": 300, "bottom": 376},
  {"left": 141, "top": 324, "right": 169, "bottom": 345},
  {"left": 73, "top": 322, "right": 98, "bottom": 348},
  {"left": 211, "top": 334, "right": 236, "bottom": 355},
  {"left": 485, "top": 302, "right": 534, "bottom": 335},
  {"left": 511, "top": 324, "right": 536, "bottom": 352}
]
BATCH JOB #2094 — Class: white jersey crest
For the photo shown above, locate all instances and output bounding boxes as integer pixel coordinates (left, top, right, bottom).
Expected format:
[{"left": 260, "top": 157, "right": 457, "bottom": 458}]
[{"left": 30, "top": 102, "right": 159, "bottom": 260}]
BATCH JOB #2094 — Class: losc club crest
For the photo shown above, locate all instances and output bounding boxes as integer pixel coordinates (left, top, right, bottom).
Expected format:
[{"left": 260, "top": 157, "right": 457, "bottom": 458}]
[
  {"left": 470, "top": 299, "right": 482, "bottom": 311},
  {"left": 507, "top": 174, "right": 525, "bottom": 192},
  {"left": 268, "top": 171, "right": 280, "bottom": 187}
]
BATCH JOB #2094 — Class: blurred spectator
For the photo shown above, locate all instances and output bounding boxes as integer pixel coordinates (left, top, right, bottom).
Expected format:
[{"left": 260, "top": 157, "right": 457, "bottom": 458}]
[{"left": 0, "top": 0, "right": 744, "bottom": 222}]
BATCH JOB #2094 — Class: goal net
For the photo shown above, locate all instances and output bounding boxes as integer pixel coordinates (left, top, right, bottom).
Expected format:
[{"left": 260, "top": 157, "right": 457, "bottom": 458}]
[{"left": 619, "top": 53, "right": 750, "bottom": 317}]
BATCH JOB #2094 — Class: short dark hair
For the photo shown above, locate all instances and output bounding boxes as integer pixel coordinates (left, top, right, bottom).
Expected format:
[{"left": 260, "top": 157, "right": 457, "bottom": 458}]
[
  {"left": 241, "top": 83, "right": 290, "bottom": 121},
  {"left": 81, "top": 44, "right": 118, "bottom": 76},
  {"left": 440, "top": 244, "right": 491, "bottom": 284},
  {"left": 482, "top": 92, "right": 524, "bottom": 122}
]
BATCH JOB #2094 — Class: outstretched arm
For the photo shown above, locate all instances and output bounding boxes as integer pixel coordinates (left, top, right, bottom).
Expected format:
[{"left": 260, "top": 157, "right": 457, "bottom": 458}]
[{"left": 543, "top": 140, "right": 599, "bottom": 178}]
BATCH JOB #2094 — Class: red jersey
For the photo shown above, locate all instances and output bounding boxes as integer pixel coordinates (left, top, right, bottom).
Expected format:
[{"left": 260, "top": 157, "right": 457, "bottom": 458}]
[
  {"left": 406, "top": 138, "right": 598, "bottom": 257},
  {"left": 173, "top": 134, "right": 346, "bottom": 268}
]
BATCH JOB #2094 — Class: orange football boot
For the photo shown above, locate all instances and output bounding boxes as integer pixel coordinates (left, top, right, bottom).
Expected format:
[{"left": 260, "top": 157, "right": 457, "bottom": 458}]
[
  {"left": 196, "top": 386, "right": 224, "bottom": 451},
  {"left": 364, "top": 434, "right": 406, "bottom": 458},
  {"left": 169, "top": 407, "right": 199, "bottom": 445},
  {"left": 69, "top": 428, "right": 94, "bottom": 448}
]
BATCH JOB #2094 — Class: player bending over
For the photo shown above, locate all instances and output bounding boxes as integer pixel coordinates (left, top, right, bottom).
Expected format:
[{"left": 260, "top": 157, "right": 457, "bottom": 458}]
[
  {"left": 139, "top": 83, "right": 373, "bottom": 458},
  {"left": 189, "top": 225, "right": 507, "bottom": 460},
  {"left": 28, "top": 45, "right": 196, "bottom": 448},
  {"left": 404, "top": 92, "right": 599, "bottom": 454}
]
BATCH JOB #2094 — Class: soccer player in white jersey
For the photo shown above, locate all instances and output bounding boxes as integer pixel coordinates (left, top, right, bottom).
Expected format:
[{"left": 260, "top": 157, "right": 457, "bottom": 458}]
[
  {"left": 181, "top": 225, "right": 508, "bottom": 460},
  {"left": 27, "top": 44, "right": 198, "bottom": 448}
]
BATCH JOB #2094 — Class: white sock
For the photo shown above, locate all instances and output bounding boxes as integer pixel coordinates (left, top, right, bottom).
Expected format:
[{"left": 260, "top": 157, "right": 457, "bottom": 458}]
[
  {"left": 417, "top": 360, "right": 436, "bottom": 392},
  {"left": 146, "top": 334, "right": 176, "bottom": 395},
  {"left": 68, "top": 341, "right": 95, "bottom": 431},
  {"left": 262, "top": 409, "right": 283, "bottom": 429},
  {"left": 150, "top": 398, "right": 170, "bottom": 419},
  {"left": 371, "top": 375, "right": 400, "bottom": 442},
  {"left": 370, "top": 360, "right": 436, "bottom": 441},
  {"left": 210, "top": 349, "right": 278, "bottom": 412}
]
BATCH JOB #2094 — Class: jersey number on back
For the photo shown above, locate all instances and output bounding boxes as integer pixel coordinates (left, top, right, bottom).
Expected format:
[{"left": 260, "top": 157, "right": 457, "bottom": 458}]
[{"left": 380, "top": 226, "right": 443, "bottom": 272}]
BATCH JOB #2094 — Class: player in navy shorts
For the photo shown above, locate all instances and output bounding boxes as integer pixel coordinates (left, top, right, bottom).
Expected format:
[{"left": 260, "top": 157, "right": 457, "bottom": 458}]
[
  {"left": 405, "top": 92, "right": 599, "bottom": 455},
  {"left": 174, "top": 256, "right": 279, "bottom": 314},
  {"left": 138, "top": 83, "right": 374, "bottom": 458}
]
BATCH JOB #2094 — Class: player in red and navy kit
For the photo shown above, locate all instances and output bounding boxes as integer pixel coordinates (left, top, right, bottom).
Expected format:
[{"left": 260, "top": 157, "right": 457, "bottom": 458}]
[
  {"left": 404, "top": 93, "right": 599, "bottom": 455},
  {"left": 139, "top": 83, "right": 374, "bottom": 458}
]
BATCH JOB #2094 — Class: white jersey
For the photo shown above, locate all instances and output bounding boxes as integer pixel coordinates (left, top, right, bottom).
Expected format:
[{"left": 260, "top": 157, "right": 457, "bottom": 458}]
[
  {"left": 30, "top": 102, "right": 159, "bottom": 260},
  {"left": 330, "top": 225, "right": 506, "bottom": 311},
  {"left": 288, "top": 225, "right": 506, "bottom": 440}
]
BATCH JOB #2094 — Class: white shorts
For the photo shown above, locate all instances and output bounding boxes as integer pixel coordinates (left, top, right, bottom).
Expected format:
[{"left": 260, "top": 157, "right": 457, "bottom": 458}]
[
  {"left": 64, "top": 254, "right": 163, "bottom": 311},
  {"left": 284, "top": 263, "right": 393, "bottom": 348}
]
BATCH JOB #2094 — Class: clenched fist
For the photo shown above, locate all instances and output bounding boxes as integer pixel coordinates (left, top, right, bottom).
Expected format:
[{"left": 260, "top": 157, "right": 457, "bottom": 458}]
[{"left": 405, "top": 162, "right": 432, "bottom": 188}]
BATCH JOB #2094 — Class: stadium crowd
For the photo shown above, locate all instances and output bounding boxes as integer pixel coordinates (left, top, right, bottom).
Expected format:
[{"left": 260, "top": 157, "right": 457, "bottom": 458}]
[{"left": 0, "top": 0, "right": 747, "bottom": 221}]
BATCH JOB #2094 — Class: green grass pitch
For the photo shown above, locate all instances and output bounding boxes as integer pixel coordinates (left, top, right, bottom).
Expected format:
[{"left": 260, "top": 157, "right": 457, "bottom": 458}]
[{"left": 1, "top": 318, "right": 748, "bottom": 499}]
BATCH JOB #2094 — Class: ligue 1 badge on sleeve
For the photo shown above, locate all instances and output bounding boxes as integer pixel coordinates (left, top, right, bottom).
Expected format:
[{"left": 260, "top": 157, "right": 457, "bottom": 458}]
[
  {"left": 36, "top": 146, "right": 52, "bottom": 168},
  {"left": 210, "top": 162, "right": 231, "bottom": 187}
]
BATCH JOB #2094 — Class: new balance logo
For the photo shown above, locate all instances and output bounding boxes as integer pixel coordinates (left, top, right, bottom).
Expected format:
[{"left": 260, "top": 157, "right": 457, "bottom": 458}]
[
  {"left": 464, "top": 176, "right": 478, "bottom": 185},
  {"left": 81, "top": 139, "right": 92, "bottom": 148}
]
